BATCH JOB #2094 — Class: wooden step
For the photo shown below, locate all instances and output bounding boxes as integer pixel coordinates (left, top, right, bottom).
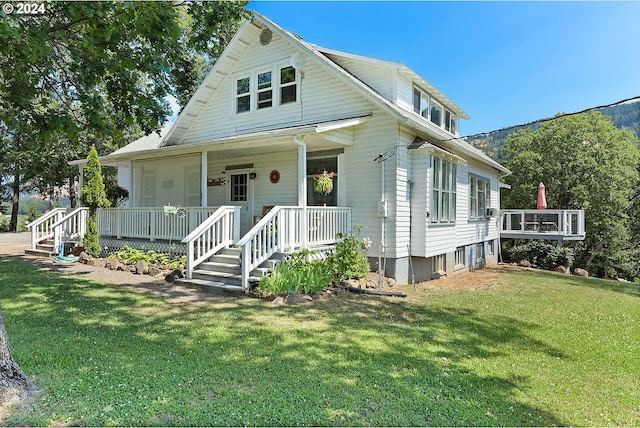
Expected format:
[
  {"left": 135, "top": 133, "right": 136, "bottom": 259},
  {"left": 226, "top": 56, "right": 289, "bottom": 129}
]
[{"left": 24, "top": 248, "right": 55, "bottom": 257}]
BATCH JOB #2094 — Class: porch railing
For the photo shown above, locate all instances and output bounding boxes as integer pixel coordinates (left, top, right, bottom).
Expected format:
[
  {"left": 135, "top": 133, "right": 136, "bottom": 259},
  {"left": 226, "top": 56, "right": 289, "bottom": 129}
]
[
  {"left": 97, "top": 207, "right": 220, "bottom": 242},
  {"left": 501, "top": 209, "right": 585, "bottom": 239},
  {"left": 237, "top": 206, "right": 351, "bottom": 291},
  {"left": 25, "top": 208, "right": 67, "bottom": 249},
  {"left": 51, "top": 207, "right": 89, "bottom": 253},
  {"left": 181, "top": 206, "right": 241, "bottom": 279}
]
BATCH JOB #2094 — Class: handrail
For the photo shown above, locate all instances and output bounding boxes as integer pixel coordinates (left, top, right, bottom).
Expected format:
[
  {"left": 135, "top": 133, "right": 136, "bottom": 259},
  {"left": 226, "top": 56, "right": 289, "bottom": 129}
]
[
  {"left": 181, "top": 206, "right": 241, "bottom": 279},
  {"left": 501, "top": 209, "right": 585, "bottom": 238},
  {"left": 25, "top": 208, "right": 67, "bottom": 249},
  {"left": 238, "top": 206, "right": 287, "bottom": 291},
  {"left": 51, "top": 207, "right": 89, "bottom": 253}
]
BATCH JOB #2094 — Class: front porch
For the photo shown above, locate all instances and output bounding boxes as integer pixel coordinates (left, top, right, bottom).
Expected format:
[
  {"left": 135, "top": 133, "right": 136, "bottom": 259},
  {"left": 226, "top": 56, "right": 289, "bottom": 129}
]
[{"left": 26, "top": 205, "right": 351, "bottom": 292}]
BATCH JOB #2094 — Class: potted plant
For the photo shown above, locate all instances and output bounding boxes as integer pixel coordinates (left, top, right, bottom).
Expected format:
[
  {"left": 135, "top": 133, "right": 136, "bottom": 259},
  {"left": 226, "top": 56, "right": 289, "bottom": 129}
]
[{"left": 313, "top": 171, "right": 335, "bottom": 195}]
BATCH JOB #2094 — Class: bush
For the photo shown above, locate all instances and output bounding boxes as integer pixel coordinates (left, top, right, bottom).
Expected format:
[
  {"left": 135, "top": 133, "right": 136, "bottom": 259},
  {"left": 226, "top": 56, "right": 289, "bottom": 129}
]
[
  {"left": 326, "top": 225, "right": 371, "bottom": 281},
  {"left": 108, "top": 245, "right": 186, "bottom": 270},
  {"left": 510, "top": 240, "right": 573, "bottom": 271},
  {"left": 259, "top": 250, "right": 333, "bottom": 295}
]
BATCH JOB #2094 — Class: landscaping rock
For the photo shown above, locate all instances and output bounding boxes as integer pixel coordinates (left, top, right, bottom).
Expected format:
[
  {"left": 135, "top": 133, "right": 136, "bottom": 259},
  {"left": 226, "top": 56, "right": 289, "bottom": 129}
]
[
  {"left": 116, "top": 262, "right": 126, "bottom": 271},
  {"left": 165, "top": 269, "right": 184, "bottom": 283},
  {"left": 285, "top": 291, "right": 306, "bottom": 305},
  {"left": 555, "top": 266, "right": 567, "bottom": 273},
  {"left": 149, "top": 266, "right": 162, "bottom": 277},
  {"left": 136, "top": 260, "right": 150, "bottom": 275},
  {"left": 272, "top": 296, "right": 285, "bottom": 305},
  {"left": 573, "top": 268, "right": 589, "bottom": 277},
  {"left": 302, "top": 294, "right": 313, "bottom": 301},
  {"left": 519, "top": 260, "right": 532, "bottom": 267},
  {"left": 88, "top": 258, "right": 106, "bottom": 269},
  {"left": 79, "top": 251, "right": 92, "bottom": 264}
]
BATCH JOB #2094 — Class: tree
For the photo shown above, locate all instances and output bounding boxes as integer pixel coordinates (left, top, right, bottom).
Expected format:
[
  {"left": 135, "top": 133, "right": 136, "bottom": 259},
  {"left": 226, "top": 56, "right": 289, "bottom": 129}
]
[
  {"left": 80, "top": 145, "right": 111, "bottom": 256},
  {"left": 502, "top": 111, "right": 640, "bottom": 279},
  {"left": 0, "top": 1, "right": 249, "bottom": 228},
  {"left": 0, "top": 302, "right": 38, "bottom": 402}
]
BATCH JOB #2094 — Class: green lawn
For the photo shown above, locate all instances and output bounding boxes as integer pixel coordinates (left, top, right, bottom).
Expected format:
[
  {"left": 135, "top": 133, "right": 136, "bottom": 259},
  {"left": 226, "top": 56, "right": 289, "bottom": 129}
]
[{"left": 1, "top": 259, "right": 638, "bottom": 426}]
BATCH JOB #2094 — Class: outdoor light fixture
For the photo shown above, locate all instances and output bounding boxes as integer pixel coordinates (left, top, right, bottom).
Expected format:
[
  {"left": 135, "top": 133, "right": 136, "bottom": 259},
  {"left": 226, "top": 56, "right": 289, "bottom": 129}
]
[{"left": 249, "top": 172, "right": 257, "bottom": 179}]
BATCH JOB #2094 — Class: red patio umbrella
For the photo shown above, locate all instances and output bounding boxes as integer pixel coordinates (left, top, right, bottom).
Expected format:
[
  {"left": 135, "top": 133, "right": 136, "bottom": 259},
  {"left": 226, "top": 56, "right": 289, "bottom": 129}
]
[{"left": 537, "top": 182, "right": 547, "bottom": 210}]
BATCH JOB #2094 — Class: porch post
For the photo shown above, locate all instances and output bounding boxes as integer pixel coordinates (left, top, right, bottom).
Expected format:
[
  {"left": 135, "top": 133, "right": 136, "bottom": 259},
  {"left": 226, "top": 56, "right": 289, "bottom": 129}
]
[
  {"left": 201, "top": 151, "right": 208, "bottom": 207},
  {"left": 77, "top": 164, "right": 84, "bottom": 205},
  {"left": 295, "top": 136, "right": 307, "bottom": 248}
]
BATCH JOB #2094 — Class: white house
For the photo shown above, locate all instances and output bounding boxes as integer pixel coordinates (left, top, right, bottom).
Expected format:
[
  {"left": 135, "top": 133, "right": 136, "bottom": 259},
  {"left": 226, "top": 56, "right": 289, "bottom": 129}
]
[{"left": 52, "top": 11, "right": 519, "bottom": 290}]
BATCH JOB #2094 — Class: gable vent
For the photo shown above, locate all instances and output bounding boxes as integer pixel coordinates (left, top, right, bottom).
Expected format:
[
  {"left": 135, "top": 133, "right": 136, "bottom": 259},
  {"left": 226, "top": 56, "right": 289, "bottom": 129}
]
[{"left": 259, "top": 29, "right": 272, "bottom": 46}]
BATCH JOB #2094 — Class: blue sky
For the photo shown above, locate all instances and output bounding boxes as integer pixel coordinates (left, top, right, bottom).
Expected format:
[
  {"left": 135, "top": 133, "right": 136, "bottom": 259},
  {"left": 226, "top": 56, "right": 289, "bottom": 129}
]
[{"left": 250, "top": 1, "right": 640, "bottom": 137}]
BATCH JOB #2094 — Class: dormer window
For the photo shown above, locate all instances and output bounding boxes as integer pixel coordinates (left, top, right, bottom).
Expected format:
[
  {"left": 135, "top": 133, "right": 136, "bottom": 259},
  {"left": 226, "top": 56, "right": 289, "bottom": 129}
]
[
  {"left": 235, "top": 65, "right": 298, "bottom": 114},
  {"left": 412, "top": 85, "right": 458, "bottom": 136},
  {"left": 430, "top": 102, "right": 443, "bottom": 127}
]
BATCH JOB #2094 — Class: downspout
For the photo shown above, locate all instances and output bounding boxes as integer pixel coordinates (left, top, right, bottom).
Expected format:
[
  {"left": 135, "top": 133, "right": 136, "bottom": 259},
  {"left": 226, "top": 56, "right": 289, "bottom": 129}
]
[
  {"left": 378, "top": 157, "right": 387, "bottom": 290},
  {"left": 293, "top": 135, "right": 307, "bottom": 248}
]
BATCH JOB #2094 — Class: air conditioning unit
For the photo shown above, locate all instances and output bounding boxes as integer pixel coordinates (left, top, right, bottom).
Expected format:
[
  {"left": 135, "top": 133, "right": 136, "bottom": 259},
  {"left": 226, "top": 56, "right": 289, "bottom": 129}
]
[{"left": 486, "top": 208, "right": 497, "bottom": 217}]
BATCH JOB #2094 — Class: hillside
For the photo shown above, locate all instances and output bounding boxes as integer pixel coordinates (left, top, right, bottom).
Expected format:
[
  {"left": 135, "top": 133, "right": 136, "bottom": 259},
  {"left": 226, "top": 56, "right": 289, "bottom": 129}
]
[{"left": 467, "top": 99, "right": 640, "bottom": 160}]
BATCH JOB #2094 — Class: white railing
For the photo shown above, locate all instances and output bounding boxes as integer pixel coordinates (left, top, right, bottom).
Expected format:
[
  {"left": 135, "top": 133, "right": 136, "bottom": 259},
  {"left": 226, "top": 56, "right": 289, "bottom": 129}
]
[
  {"left": 51, "top": 207, "right": 89, "bottom": 253},
  {"left": 237, "top": 206, "right": 351, "bottom": 291},
  {"left": 307, "top": 206, "right": 352, "bottom": 245},
  {"left": 25, "top": 208, "right": 67, "bottom": 249},
  {"left": 181, "top": 206, "right": 241, "bottom": 279},
  {"left": 501, "top": 209, "right": 585, "bottom": 239},
  {"left": 97, "top": 207, "right": 220, "bottom": 241}
]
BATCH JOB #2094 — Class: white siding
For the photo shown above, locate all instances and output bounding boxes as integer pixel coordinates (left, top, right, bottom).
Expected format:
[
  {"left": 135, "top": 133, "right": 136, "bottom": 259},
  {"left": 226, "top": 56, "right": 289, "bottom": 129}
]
[
  {"left": 206, "top": 150, "right": 298, "bottom": 219},
  {"left": 116, "top": 161, "right": 132, "bottom": 207},
  {"left": 410, "top": 148, "right": 501, "bottom": 258},
  {"left": 324, "top": 54, "right": 396, "bottom": 101},
  {"left": 177, "top": 33, "right": 375, "bottom": 145},
  {"left": 132, "top": 155, "right": 201, "bottom": 208}
]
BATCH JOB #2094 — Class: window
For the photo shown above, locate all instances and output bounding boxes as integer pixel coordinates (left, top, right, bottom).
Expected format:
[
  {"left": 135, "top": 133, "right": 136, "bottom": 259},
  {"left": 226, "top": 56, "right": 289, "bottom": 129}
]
[
  {"left": 234, "top": 64, "right": 298, "bottom": 113},
  {"left": 431, "top": 156, "right": 456, "bottom": 223},
  {"left": 280, "top": 65, "right": 297, "bottom": 104},
  {"left": 469, "top": 175, "right": 491, "bottom": 219},
  {"left": 236, "top": 76, "right": 251, "bottom": 113},
  {"left": 413, "top": 86, "right": 457, "bottom": 135},
  {"left": 257, "top": 71, "right": 272, "bottom": 109},
  {"left": 307, "top": 157, "right": 337, "bottom": 206},
  {"left": 430, "top": 102, "right": 443, "bottom": 127},
  {"left": 445, "top": 109, "right": 457, "bottom": 134},
  {"left": 230, "top": 174, "right": 248, "bottom": 202},
  {"left": 455, "top": 246, "right": 466, "bottom": 269},
  {"left": 413, "top": 87, "right": 430, "bottom": 118},
  {"left": 434, "top": 254, "right": 446, "bottom": 274}
]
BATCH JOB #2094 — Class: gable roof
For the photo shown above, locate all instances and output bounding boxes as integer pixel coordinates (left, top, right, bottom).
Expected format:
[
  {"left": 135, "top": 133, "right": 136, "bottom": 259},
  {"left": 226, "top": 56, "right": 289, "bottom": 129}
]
[{"left": 132, "top": 11, "right": 508, "bottom": 174}]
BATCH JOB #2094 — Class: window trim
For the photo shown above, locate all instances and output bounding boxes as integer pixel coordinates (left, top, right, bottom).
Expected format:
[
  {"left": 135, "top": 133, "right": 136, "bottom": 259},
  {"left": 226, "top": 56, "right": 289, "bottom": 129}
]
[
  {"left": 430, "top": 156, "right": 457, "bottom": 224},
  {"left": 412, "top": 85, "right": 458, "bottom": 136},
  {"left": 233, "top": 63, "right": 299, "bottom": 114},
  {"left": 469, "top": 174, "right": 491, "bottom": 220}
]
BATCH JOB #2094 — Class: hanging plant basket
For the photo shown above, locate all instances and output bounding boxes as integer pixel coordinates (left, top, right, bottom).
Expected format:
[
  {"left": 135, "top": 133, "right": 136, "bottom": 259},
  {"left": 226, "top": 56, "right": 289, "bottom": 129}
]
[{"left": 313, "top": 171, "right": 335, "bottom": 195}]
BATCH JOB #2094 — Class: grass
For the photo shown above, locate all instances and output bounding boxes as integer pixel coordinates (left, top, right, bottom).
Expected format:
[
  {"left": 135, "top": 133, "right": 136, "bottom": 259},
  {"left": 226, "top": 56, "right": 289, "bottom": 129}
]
[{"left": 1, "top": 260, "right": 639, "bottom": 426}]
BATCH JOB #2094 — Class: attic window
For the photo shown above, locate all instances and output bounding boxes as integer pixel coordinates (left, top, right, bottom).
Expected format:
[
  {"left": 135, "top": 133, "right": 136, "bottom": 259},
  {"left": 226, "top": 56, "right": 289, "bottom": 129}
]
[{"left": 260, "top": 29, "right": 272, "bottom": 45}]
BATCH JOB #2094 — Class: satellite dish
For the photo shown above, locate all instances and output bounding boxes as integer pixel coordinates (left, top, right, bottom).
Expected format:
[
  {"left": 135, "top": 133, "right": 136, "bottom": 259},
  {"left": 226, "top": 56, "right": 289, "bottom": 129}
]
[{"left": 290, "top": 53, "right": 307, "bottom": 70}]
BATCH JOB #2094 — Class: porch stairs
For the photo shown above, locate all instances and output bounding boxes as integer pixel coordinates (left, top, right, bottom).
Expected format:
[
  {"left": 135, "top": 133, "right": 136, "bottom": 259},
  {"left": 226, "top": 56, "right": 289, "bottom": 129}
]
[
  {"left": 174, "top": 247, "right": 282, "bottom": 295},
  {"left": 24, "top": 239, "right": 56, "bottom": 257}
]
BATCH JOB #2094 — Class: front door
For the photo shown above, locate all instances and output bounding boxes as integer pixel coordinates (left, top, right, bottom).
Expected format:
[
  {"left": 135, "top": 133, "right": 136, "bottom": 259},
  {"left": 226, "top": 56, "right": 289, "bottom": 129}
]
[{"left": 227, "top": 170, "right": 253, "bottom": 234}]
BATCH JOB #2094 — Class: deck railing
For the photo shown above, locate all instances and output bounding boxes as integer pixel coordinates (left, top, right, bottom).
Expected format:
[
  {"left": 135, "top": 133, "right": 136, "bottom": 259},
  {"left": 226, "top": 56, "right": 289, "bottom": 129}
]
[
  {"left": 25, "top": 208, "right": 67, "bottom": 249},
  {"left": 500, "top": 209, "right": 585, "bottom": 240},
  {"left": 181, "top": 206, "right": 240, "bottom": 279},
  {"left": 51, "top": 207, "right": 89, "bottom": 253},
  {"left": 97, "top": 207, "right": 220, "bottom": 241},
  {"left": 237, "top": 206, "right": 351, "bottom": 290}
]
